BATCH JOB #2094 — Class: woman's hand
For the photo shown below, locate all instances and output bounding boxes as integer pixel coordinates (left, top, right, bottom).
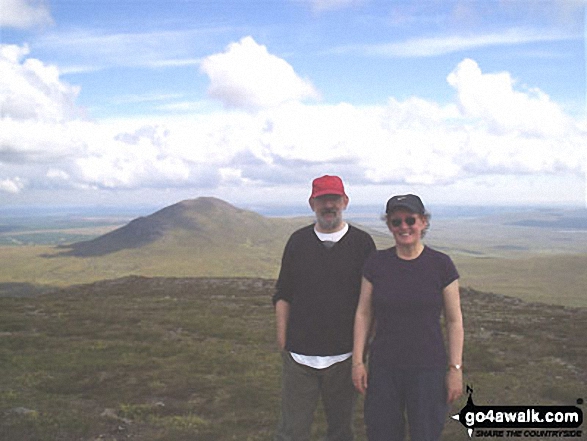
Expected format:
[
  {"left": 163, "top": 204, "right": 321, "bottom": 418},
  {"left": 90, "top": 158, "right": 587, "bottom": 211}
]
[
  {"left": 443, "top": 279, "right": 464, "bottom": 404},
  {"left": 352, "top": 362, "right": 368, "bottom": 395},
  {"left": 446, "top": 368, "right": 463, "bottom": 403}
]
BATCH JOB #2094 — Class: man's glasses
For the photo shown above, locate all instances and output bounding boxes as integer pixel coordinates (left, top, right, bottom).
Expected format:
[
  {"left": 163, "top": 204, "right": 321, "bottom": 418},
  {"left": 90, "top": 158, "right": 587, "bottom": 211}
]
[{"left": 390, "top": 216, "right": 417, "bottom": 227}]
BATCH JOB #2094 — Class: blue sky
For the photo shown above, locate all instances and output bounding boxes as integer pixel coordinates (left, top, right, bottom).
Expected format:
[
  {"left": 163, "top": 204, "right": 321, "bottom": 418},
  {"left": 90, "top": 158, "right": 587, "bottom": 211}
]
[{"left": 1, "top": 0, "right": 586, "bottom": 209}]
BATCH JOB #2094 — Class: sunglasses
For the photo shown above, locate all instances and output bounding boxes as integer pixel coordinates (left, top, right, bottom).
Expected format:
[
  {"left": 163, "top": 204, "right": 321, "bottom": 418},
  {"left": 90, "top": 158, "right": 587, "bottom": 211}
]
[{"left": 390, "top": 216, "right": 417, "bottom": 227}]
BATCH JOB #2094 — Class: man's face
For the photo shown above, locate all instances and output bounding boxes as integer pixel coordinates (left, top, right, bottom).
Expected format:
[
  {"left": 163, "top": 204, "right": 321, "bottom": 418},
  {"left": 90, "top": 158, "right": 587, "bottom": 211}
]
[{"left": 309, "top": 194, "right": 349, "bottom": 232}]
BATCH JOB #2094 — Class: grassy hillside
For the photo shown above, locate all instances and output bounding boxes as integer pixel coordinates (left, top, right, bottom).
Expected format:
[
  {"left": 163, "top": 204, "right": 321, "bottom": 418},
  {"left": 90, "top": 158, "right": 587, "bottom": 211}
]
[
  {"left": 0, "top": 277, "right": 584, "bottom": 440},
  {"left": 55, "top": 197, "right": 310, "bottom": 258},
  {"left": 2, "top": 242, "right": 585, "bottom": 307},
  {"left": 452, "top": 253, "right": 587, "bottom": 307},
  {"left": 0, "top": 241, "right": 287, "bottom": 287},
  {"left": 0, "top": 197, "right": 312, "bottom": 287},
  {"left": 1, "top": 200, "right": 585, "bottom": 307}
]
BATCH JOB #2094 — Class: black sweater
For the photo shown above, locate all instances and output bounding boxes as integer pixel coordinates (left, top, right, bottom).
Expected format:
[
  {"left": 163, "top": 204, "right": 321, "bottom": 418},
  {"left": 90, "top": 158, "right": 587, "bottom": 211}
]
[{"left": 273, "top": 224, "right": 376, "bottom": 356}]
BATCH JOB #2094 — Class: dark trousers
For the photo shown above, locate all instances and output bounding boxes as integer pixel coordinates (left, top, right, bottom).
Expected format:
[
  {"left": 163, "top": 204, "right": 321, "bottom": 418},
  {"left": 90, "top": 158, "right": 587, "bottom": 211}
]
[
  {"left": 275, "top": 352, "right": 356, "bottom": 441},
  {"left": 364, "top": 364, "right": 447, "bottom": 441}
]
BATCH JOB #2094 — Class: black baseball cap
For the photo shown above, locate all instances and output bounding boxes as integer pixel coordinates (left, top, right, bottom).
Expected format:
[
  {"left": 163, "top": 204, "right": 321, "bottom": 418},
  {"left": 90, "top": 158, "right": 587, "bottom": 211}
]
[{"left": 385, "top": 194, "right": 425, "bottom": 215}]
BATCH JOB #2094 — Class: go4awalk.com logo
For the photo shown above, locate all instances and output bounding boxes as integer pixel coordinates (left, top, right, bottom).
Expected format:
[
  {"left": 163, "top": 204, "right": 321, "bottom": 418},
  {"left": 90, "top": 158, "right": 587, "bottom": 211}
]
[{"left": 451, "top": 386, "right": 584, "bottom": 438}]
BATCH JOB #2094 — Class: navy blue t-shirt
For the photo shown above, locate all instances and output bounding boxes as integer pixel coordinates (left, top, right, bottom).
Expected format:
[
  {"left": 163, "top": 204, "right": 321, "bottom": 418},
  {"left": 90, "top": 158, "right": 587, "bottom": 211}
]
[{"left": 363, "top": 246, "right": 459, "bottom": 368}]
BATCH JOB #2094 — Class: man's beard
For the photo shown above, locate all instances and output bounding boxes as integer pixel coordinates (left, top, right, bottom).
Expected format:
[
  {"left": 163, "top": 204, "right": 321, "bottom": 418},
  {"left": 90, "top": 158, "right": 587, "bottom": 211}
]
[{"left": 316, "top": 209, "right": 343, "bottom": 231}]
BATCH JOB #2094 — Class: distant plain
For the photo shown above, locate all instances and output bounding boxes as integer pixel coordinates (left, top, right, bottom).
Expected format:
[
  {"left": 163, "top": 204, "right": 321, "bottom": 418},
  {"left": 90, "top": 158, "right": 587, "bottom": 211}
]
[{"left": 1, "top": 202, "right": 585, "bottom": 306}]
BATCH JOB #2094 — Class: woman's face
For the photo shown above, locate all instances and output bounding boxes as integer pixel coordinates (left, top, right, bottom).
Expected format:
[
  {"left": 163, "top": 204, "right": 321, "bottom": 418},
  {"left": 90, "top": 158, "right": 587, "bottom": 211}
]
[{"left": 386, "top": 208, "right": 428, "bottom": 247}]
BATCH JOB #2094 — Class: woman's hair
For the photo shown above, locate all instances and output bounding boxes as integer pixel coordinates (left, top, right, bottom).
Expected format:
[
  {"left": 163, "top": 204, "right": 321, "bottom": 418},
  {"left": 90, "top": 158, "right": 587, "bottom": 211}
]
[{"left": 381, "top": 209, "right": 431, "bottom": 238}]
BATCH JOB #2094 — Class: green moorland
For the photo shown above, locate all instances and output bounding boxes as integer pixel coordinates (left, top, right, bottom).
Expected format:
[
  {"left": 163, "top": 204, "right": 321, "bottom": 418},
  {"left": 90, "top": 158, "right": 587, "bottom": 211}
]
[
  {"left": 0, "top": 277, "right": 585, "bottom": 441},
  {"left": 1, "top": 203, "right": 586, "bottom": 306},
  {"left": 6, "top": 241, "right": 586, "bottom": 305},
  {"left": 0, "top": 198, "right": 313, "bottom": 289}
]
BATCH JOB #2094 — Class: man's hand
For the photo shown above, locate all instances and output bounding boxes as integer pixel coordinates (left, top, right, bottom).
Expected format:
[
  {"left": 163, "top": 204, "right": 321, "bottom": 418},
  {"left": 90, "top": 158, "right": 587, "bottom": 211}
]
[
  {"left": 275, "top": 300, "right": 290, "bottom": 352},
  {"left": 352, "top": 363, "right": 368, "bottom": 395}
]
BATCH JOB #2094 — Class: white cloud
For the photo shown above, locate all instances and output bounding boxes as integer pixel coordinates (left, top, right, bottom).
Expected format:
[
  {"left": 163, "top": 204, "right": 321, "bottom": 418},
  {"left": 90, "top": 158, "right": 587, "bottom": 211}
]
[
  {"left": 0, "top": 177, "right": 25, "bottom": 194},
  {"left": 46, "top": 168, "right": 69, "bottom": 181},
  {"left": 75, "top": 149, "right": 193, "bottom": 190},
  {"left": 296, "top": 0, "right": 365, "bottom": 12},
  {"left": 447, "top": 58, "right": 571, "bottom": 137},
  {"left": 0, "top": 0, "right": 53, "bottom": 29},
  {"left": 336, "top": 27, "right": 577, "bottom": 58},
  {"left": 200, "top": 36, "right": 320, "bottom": 110},
  {"left": 386, "top": 1, "right": 586, "bottom": 35},
  {"left": 497, "top": 0, "right": 587, "bottom": 27},
  {"left": 1, "top": 40, "right": 585, "bottom": 203},
  {"left": 35, "top": 28, "right": 216, "bottom": 73},
  {"left": 0, "top": 44, "right": 81, "bottom": 123}
]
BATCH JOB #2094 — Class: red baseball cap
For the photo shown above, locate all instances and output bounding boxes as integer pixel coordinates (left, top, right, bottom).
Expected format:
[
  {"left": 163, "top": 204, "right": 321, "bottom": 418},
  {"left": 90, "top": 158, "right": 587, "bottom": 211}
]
[{"left": 310, "top": 175, "right": 347, "bottom": 198}]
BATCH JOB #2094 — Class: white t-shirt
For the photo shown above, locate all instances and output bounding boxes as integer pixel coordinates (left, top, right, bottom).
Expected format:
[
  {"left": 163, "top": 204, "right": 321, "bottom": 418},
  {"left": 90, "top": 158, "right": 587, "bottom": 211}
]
[{"left": 290, "top": 223, "right": 352, "bottom": 369}]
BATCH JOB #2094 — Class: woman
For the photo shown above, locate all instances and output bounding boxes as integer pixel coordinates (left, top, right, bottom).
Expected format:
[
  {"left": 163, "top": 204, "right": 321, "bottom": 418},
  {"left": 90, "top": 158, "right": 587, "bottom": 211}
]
[{"left": 352, "top": 194, "right": 464, "bottom": 441}]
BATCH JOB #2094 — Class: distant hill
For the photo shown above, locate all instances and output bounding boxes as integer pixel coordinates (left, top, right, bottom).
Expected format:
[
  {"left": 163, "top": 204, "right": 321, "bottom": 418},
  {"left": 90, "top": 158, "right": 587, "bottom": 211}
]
[
  {"left": 485, "top": 208, "right": 587, "bottom": 230},
  {"left": 22, "top": 197, "right": 388, "bottom": 283},
  {"left": 33, "top": 197, "right": 314, "bottom": 280},
  {"left": 507, "top": 218, "right": 587, "bottom": 230},
  {"left": 57, "top": 197, "right": 310, "bottom": 258}
]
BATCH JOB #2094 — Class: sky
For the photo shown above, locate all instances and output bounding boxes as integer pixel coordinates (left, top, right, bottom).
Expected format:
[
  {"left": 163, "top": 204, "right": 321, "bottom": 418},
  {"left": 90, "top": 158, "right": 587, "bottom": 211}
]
[{"left": 1, "top": 0, "right": 586, "bottom": 211}]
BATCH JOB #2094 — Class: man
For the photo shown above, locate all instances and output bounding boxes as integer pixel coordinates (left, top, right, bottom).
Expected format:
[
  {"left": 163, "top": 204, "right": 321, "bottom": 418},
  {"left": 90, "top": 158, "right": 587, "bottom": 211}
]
[{"left": 273, "top": 175, "right": 376, "bottom": 441}]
